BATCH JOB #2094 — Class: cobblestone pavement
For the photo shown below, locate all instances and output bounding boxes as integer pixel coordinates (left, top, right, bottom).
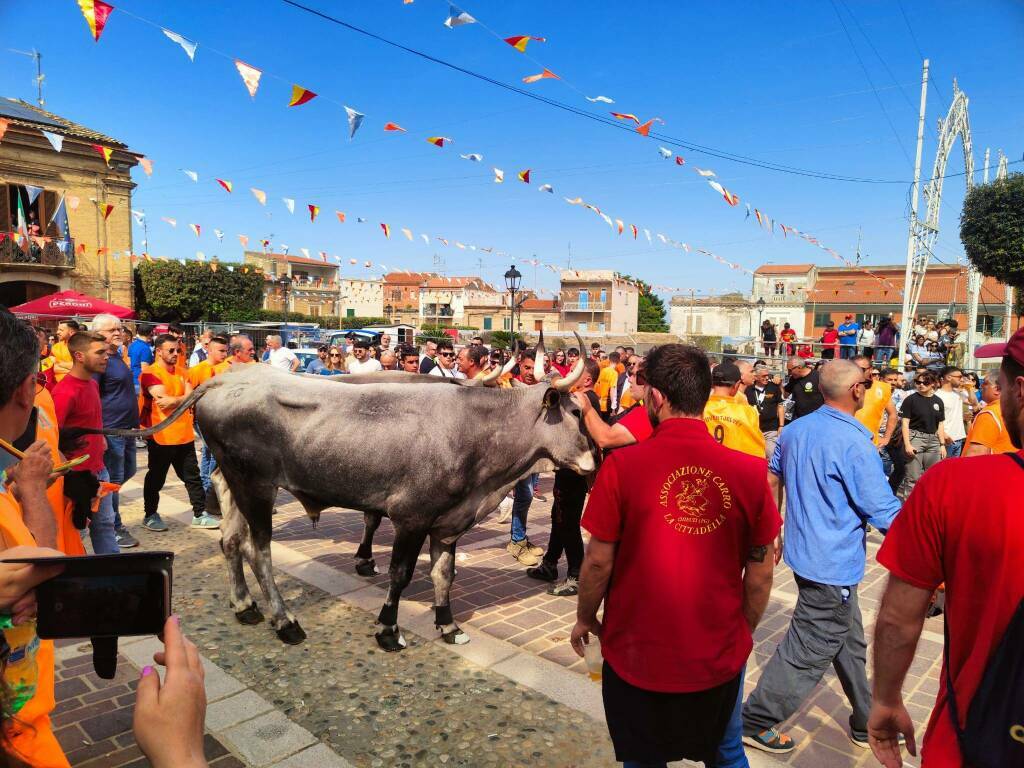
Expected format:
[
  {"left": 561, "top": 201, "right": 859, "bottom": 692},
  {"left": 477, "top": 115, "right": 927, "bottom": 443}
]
[{"left": 107, "top": 453, "right": 945, "bottom": 768}]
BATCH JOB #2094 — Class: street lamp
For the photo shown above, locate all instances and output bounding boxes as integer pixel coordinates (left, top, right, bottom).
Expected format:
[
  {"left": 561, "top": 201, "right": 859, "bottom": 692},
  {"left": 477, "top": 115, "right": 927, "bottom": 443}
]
[
  {"left": 279, "top": 275, "right": 292, "bottom": 329},
  {"left": 504, "top": 264, "right": 522, "bottom": 341},
  {"left": 384, "top": 303, "right": 393, "bottom": 322},
  {"left": 756, "top": 296, "right": 766, "bottom": 330}
]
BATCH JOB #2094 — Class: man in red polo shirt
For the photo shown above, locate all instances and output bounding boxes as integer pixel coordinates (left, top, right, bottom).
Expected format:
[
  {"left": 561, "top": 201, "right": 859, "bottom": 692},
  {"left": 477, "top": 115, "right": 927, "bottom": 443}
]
[
  {"left": 868, "top": 326, "right": 1024, "bottom": 767},
  {"left": 570, "top": 344, "right": 781, "bottom": 766}
]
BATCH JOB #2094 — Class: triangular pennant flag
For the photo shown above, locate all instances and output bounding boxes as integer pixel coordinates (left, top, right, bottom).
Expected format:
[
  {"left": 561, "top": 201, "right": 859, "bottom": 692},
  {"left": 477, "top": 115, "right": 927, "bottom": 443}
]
[
  {"left": 0, "top": 119, "right": 8, "bottom": 143},
  {"left": 238, "top": 234, "right": 249, "bottom": 248},
  {"left": 77, "top": 0, "right": 114, "bottom": 42},
  {"left": 190, "top": 223, "right": 201, "bottom": 237},
  {"left": 335, "top": 211, "right": 345, "bottom": 223},
  {"left": 658, "top": 147, "right": 672, "bottom": 159},
  {"left": 460, "top": 153, "right": 483, "bottom": 162},
  {"left": 24, "top": 186, "right": 43, "bottom": 206},
  {"left": 130, "top": 209, "right": 145, "bottom": 225},
  {"left": 426, "top": 136, "right": 451, "bottom": 147},
  {"left": 493, "top": 168, "right": 505, "bottom": 183},
  {"left": 308, "top": 204, "right": 320, "bottom": 223},
  {"left": 344, "top": 105, "right": 365, "bottom": 140},
  {"left": 636, "top": 117, "right": 664, "bottom": 136},
  {"left": 630, "top": 224, "right": 638, "bottom": 239},
  {"left": 182, "top": 169, "right": 198, "bottom": 182},
  {"left": 161, "top": 29, "right": 197, "bottom": 61},
  {"left": 675, "top": 155, "right": 685, "bottom": 165},
  {"left": 517, "top": 169, "right": 531, "bottom": 183},
  {"left": 443, "top": 4, "right": 476, "bottom": 28},
  {"left": 41, "top": 131, "right": 64, "bottom": 152},
  {"left": 216, "top": 178, "right": 233, "bottom": 193},
  {"left": 615, "top": 218, "right": 624, "bottom": 234},
  {"left": 289, "top": 85, "right": 317, "bottom": 107},
  {"left": 282, "top": 198, "right": 295, "bottom": 214},
  {"left": 586, "top": 95, "right": 614, "bottom": 104},
  {"left": 234, "top": 60, "right": 262, "bottom": 99},
  {"left": 300, "top": 248, "right": 311, "bottom": 259},
  {"left": 214, "top": 229, "right": 224, "bottom": 242},
  {"left": 357, "top": 217, "right": 366, "bottom": 222},
  {"left": 383, "top": 122, "right": 407, "bottom": 132},
  {"left": 380, "top": 223, "right": 391, "bottom": 238},
  {"left": 610, "top": 112, "right": 640, "bottom": 124},
  {"left": 92, "top": 144, "right": 113, "bottom": 165},
  {"left": 320, "top": 251, "right": 328, "bottom": 262},
  {"left": 538, "top": 184, "right": 553, "bottom": 193},
  {"left": 401, "top": 228, "right": 413, "bottom": 241},
  {"left": 97, "top": 202, "right": 114, "bottom": 221},
  {"left": 695, "top": 168, "right": 715, "bottom": 178},
  {"left": 250, "top": 188, "right": 266, "bottom": 205},
  {"left": 139, "top": 157, "right": 153, "bottom": 175},
  {"left": 504, "top": 35, "right": 546, "bottom": 53},
  {"left": 523, "top": 69, "right": 559, "bottom": 84},
  {"left": 420, "top": 234, "right": 429, "bottom": 245}
]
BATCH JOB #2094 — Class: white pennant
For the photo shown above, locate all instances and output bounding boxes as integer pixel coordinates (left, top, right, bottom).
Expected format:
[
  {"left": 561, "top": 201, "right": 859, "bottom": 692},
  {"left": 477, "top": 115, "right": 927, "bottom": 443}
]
[
  {"left": 41, "top": 130, "right": 63, "bottom": 152},
  {"left": 162, "top": 29, "right": 198, "bottom": 61},
  {"left": 282, "top": 198, "right": 295, "bottom": 214},
  {"left": 182, "top": 169, "right": 198, "bottom": 182}
]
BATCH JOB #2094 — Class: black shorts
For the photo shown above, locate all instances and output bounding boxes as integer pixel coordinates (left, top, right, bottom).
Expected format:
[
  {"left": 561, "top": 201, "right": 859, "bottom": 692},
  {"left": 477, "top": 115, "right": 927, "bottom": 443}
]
[{"left": 602, "top": 660, "right": 740, "bottom": 766}]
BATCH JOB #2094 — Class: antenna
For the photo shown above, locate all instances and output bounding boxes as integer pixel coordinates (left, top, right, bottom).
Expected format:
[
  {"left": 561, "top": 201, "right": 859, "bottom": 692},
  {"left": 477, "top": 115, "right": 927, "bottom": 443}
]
[
  {"left": 8, "top": 49, "right": 44, "bottom": 107},
  {"left": 432, "top": 252, "right": 445, "bottom": 274}
]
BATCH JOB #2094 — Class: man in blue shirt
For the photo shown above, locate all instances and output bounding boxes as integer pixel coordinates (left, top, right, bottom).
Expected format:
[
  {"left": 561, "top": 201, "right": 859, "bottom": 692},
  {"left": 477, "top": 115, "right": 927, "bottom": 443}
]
[
  {"left": 92, "top": 314, "right": 141, "bottom": 548},
  {"left": 838, "top": 314, "right": 860, "bottom": 360},
  {"left": 742, "top": 359, "right": 900, "bottom": 755},
  {"left": 127, "top": 326, "right": 154, "bottom": 394}
]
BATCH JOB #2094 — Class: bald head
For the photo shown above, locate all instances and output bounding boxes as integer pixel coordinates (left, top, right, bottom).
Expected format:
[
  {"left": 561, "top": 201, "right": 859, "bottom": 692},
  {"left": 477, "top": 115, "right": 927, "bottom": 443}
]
[{"left": 819, "top": 359, "right": 864, "bottom": 412}]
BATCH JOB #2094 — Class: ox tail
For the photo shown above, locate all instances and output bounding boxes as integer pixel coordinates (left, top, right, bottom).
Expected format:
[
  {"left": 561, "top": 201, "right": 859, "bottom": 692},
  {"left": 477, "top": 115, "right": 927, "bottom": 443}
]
[{"left": 65, "top": 378, "right": 216, "bottom": 441}]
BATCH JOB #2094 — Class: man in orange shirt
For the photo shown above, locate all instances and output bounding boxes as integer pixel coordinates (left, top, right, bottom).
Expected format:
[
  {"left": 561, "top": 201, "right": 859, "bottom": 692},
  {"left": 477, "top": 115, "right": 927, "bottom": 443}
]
[
  {"left": 852, "top": 354, "right": 898, "bottom": 447},
  {"left": 703, "top": 361, "right": 766, "bottom": 458},
  {"left": 140, "top": 334, "right": 219, "bottom": 532},
  {"left": 48, "top": 319, "right": 80, "bottom": 383},
  {"left": 0, "top": 308, "right": 70, "bottom": 768},
  {"left": 963, "top": 369, "right": 1016, "bottom": 456},
  {"left": 187, "top": 336, "right": 229, "bottom": 495}
]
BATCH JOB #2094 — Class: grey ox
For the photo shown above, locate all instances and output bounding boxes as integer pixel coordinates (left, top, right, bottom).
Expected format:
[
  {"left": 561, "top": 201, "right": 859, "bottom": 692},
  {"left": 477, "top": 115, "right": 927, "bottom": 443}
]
[{"left": 88, "top": 342, "right": 593, "bottom": 651}]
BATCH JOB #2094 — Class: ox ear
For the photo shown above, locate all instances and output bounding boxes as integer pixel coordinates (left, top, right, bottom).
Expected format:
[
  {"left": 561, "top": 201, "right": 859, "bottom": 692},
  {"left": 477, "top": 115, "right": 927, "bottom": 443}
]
[{"left": 541, "top": 386, "right": 560, "bottom": 410}]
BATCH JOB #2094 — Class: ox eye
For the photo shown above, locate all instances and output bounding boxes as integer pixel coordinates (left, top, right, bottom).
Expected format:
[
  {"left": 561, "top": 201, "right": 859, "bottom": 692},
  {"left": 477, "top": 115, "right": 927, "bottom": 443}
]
[{"left": 570, "top": 408, "right": 581, "bottom": 418}]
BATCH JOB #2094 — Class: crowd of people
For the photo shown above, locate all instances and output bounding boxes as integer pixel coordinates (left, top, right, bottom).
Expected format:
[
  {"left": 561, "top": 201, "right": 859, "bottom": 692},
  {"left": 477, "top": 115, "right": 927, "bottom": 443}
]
[{"left": 0, "top": 304, "right": 1021, "bottom": 767}]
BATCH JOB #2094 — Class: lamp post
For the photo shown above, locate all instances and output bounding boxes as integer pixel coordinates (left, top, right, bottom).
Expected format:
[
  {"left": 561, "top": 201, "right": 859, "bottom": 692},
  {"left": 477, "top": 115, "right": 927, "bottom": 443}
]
[
  {"left": 384, "top": 303, "right": 393, "bottom": 322},
  {"left": 756, "top": 296, "right": 766, "bottom": 337},
  {"left": 504, "top": 264, "right": 522, "bottom": 344},
  {"left": 279, "top": 274, "right": 292, "bottom": 332}
]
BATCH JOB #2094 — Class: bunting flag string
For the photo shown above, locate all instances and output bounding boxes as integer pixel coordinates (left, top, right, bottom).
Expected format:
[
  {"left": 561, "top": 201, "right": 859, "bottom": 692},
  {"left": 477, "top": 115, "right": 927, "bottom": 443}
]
[
  {"left": 0, "top": 119, "right": 8, "bottom": 144},
  {"left": 443, "top": 4, "right": 476, "bottom": 28},
  {"left": 250, "top": 188, "right": 266, "bottom": 205},
  {"left": 308, "top": 204, "right": 320, "bottom": 223},
  {"left": 91, "top": 144, "right": 113, "bottom": 165},
  {"left": 282, "top": 198, "right": 295, "bottom": 214},
  {"left": 383, "top": 122, "right": 407, "bottom": 132},
  {"left": 459, "top": 153, "right": 483, "bottom": 162},
  {"left": 161, "top": 29, "right": 197, "bottom": 61},
  {"left": 42, "top": 131, "right": 64, "bottom": 152},
  {"left": 77, "top": 0, "right": 114, "bottom": 42},
  {"left": 234, "top": 60, "right": 261, "bottom": 99},
  {"left": 522, "top": 69, "right": 559, "bottom": 84},
  {"left": 96, "top": 202, "right": 114, "bottom": 221},
  {"left": 139, "top": 157, "right": 153, "bottom": 175},
  {"left": 426, "top": 136, "right": 451, "bottom": 147},
  {"left": 181, "top": 169, "right": 198, "bottom": 182},
  {"left": 215, "top": 178, "right": 233, "bottom": 193},
  {"left": 344, "top": 106, "right": 364, "bottom": 140},
  {"left": 288, "top": 85, "right": 317, "bottom": 107},
  {"left": 517, "top": 169, "right": 530, "bottom": 183},
  {"left": 492, "top": 168, "right": 504, "bottom": 183},
  {"left": 503, "top": 35, "right": 545, "bottom": 53}
]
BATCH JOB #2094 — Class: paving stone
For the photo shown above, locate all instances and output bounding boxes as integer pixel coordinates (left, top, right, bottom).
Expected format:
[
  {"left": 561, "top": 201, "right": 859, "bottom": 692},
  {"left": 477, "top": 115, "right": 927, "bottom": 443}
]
[
  {"left": 206, "top": 689, "right": 276, "bottom": 731},
  {"left": 221, "top": 711, "right": 318, "bottom": 766},
  {"left": 270, "top": 743, "right": 355, "bottom": 768}
]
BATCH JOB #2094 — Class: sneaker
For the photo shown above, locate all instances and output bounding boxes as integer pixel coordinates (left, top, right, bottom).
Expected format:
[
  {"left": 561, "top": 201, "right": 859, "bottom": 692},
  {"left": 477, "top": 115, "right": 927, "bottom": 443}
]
[
  {"left": 548, "top": 576, "right": 579, "bottom": 596},
  {"left": 851, "top": 731, "right": 905, "bottom": 750},
  {"left": 142, "top": 514, "right": 168, "bottom": 532},
  {"left": 115, "top": 526, "right": 139, "bottom": 548},
  {"left": 526, "top": 560, "right": 558, "bottom": 582},
  {"left": 523, "top": 539, "right": 544, "bottom": 557},
  {"left": 506, "top": 539, "right": 540, "bottom": 566},
  {"left": 135, "top": 438, "right": 147, "bottom": 449},
  {"left": 495, "top": 497, "right": 513, "bottom": 524},
  {"left": 743, "top": 728, "right": 796, "bottom": 754},
  {"left": 534, "top": 492, "right": 548, "bottom": 502},
  {"left": 191, "top": 513, "right": 221, "bottom": 530}
]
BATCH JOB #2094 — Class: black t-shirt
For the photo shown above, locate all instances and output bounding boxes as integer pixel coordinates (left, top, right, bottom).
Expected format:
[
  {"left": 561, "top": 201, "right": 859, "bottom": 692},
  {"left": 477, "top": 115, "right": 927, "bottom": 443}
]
[
  {"left": 747, "top": 382, "right": 784, "bottom": 431},
  {"left": 900, "top": 392, "right": 945, "bottom": 434},
  {"left": 785, "top": 368, "right": 824, "bottom": 420},
  {"left": 419, "top": 356, "right": 436, "bottom": 374}
]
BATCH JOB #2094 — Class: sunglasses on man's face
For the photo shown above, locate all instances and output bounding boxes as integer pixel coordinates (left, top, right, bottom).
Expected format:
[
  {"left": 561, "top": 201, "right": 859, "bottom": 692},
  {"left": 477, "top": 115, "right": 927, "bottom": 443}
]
[
  {"left": 329, "top": 353, "right": 341, "bottom": 358},
  {"left": 439, "top": 351, "right": 455, "bottom": 358}
]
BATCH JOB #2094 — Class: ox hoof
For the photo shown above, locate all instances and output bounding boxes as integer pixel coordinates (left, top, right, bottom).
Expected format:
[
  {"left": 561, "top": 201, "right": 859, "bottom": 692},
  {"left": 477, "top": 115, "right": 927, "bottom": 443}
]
[
  {"left": 234, "top": 603, "right": 264, "bottom": 625},
  {"left": 438, "top": 626, "right": 470, "bottom": 645},
  {"left": 355, "top": 559, "right": 379, "bottom": 577},
  {"left": 375, "top": 626, "right": 407, "bottom": 652},
  {"left": 275, "top": 620, "right": 307, "bottom": 645}
]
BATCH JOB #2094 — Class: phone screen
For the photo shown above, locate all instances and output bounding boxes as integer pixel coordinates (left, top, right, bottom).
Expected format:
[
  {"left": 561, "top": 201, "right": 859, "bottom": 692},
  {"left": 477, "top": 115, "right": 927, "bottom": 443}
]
[{"left": 37, "top": 573, "right": 168, "bottom": 638}]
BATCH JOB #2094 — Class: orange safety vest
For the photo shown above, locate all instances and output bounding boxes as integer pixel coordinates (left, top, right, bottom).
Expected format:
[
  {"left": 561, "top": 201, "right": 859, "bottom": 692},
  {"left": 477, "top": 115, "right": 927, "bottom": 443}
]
[
  {"left": 0, "top": 491, "right": 70, "bottom": 768},
  {"left": 139, "top": 363, "right": 194, "bottom": 445},
  {"left": 33, "top": 390, "right": 86, "bottom": 556}
]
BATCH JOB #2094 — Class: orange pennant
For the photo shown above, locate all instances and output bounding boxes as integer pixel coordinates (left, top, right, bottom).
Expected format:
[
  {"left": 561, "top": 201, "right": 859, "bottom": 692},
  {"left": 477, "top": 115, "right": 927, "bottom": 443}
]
[
  {"left": 383, "top": 122, "right": 407, "bottom": 132},
  {"left": 636, "top": 117, "right": 664, "bottom": 136},
  {"left": 522, "top": 69, "right": 559, "bottom": 84},
  {"left": 335, "top": 211, "right": 346, "bottom": 223}
]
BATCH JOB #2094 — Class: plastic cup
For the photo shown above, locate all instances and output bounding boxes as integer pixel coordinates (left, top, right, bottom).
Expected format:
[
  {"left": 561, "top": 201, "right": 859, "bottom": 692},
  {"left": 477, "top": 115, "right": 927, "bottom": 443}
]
[{"left": 582, "top": 636, "right": 603, "bottom": 682}]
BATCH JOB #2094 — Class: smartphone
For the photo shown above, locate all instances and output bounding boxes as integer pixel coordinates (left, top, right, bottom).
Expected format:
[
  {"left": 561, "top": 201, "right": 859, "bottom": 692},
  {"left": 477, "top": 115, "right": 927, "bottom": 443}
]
[{"left": 3, "top": 551, "right": 173, "bottom": 639}]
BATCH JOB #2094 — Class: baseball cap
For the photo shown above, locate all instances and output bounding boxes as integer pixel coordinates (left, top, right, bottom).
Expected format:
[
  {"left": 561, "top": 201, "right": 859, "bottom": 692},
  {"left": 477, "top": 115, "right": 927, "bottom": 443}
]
[
  {"left": 975, "top": 326, "right": 1024, "bottom": 366},
  {"left": 845, "top": 314, "right": 853, "bottom": 319},
  {"left": 712, "top": 361, "right": 742, "bottom": 385}
]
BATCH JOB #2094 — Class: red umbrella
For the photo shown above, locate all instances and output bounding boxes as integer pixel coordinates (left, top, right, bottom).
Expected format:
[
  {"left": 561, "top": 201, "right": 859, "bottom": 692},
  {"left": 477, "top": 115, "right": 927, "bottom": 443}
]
[{"left": 8, "top": 290, "right": 136, "bottom": 319}]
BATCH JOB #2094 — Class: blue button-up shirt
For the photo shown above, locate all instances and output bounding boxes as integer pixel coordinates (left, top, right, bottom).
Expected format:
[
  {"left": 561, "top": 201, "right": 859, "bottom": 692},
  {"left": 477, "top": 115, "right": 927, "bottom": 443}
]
[{"left": 770, "top": 404, "right": 900, "bottom": 586}]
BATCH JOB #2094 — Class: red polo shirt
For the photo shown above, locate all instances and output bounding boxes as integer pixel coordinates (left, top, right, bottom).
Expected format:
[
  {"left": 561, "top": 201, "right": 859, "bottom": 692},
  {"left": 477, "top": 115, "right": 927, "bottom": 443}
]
[
  {"left": 582, "top": 418, "right": 780, "bottom": 693},
  {"left": 51, "top": 374, "right": 105, "bottom": 473},
  {"left": 877, "top": 451, "right": 1024, "bottom": 768}
]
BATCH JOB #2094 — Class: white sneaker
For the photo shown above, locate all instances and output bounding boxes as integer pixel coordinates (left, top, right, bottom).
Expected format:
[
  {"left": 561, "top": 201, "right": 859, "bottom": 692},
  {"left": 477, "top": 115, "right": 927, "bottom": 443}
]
[{"left": 495, "top": 496, "right": 513, "bottom": 524}]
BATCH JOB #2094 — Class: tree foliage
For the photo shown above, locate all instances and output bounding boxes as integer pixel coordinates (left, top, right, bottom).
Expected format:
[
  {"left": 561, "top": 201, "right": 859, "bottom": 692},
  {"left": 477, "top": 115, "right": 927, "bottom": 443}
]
[
  {"left": 960, "top": 173, "right": 1024, "bottom": 288},
  {"left": 619, "top": 274, "right": 669, "bottom": 332},
  {"left": 487, "top": 330, "right": 524, "bottom": 350},
  {"left": 135, "top": 261, "right": 264, "bottom": 322}
]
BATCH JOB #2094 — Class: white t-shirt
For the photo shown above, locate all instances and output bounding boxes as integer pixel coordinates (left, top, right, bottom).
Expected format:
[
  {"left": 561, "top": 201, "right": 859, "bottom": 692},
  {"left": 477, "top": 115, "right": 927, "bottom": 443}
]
[
  {"left": 348, "top": 358, "right": 383, "bottom": 374},
  {"left": 267, "top": 346, "right": 299, "bottom": 371},
  {"left": 857, "top": 328, "right": 875, "bottom": 347},
  {"left": 429, "top": 365, "right": 466, "bottom": 379},
  {"left": 935, "top": 388, "right": 967, "bottom": 441}
]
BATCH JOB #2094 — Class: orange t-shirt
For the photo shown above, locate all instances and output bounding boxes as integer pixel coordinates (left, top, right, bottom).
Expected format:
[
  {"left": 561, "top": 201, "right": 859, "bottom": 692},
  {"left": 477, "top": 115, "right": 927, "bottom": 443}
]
[
  {"left": 855, "top": 380, "right": 893, "bottom": 445},
  {"left": 964, "top": 401, "right": 1017, "bottom": 455},
  {"left": 33, "top": 391, "right": 85, "bottom": 556},
  {"left": 186, "top": 360, "right": 216, "bottom": 388},
  {"left": 0, "top": 492, "right": 69, "bottom": 768},
  {"left": 139, "top": 363, "right": 194, "bottom": 445},
  {"left": 703, "top": 393, "right": 767, "bottom": 458},
  {"left": 49, "top": 342, "right": 72, "bottom": 383}
]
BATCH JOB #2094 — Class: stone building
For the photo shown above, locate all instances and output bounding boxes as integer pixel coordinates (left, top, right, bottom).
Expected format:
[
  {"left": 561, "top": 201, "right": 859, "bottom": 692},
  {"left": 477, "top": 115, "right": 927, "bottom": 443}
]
[
  {"left": 0, "top": 98, "right": 139, "bottom": 308},
  {"left": 558, "top": 270, "right": 639, "bottom": 333},
  {"left": 244, "top": 251, "right": 340, "bottom": 319}
]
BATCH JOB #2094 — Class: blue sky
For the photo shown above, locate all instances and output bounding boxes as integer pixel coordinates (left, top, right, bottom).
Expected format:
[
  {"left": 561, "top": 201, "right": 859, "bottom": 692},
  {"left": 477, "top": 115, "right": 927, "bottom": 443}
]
[{"left": 3, "top": 1, "right": 1022, "bottom": 299}]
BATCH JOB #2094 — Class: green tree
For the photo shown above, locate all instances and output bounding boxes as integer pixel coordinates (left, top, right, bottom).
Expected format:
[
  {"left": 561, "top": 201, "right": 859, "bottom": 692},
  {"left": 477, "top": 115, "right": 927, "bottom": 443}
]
[
  {"left": 960, "top": 173, "right": 1024, "bottom": 289},
  {"left": 619, "top": 274, "right": 669, "bottom": 332},
  {"left": 488, "top": 330, "right": 523, "bottom": 350},
  {"left": 135, "top": 260, "right": 264, "bottom": 322}
]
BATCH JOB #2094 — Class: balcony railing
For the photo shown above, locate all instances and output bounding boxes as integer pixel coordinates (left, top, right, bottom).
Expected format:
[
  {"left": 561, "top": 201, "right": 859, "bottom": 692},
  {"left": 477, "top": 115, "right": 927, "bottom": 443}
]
[
  {"left": 0, "top": 234, "right": 76, "bottom": 269},
  {"left": 562, "top": 302, "right": 607, "bottom": 312}
]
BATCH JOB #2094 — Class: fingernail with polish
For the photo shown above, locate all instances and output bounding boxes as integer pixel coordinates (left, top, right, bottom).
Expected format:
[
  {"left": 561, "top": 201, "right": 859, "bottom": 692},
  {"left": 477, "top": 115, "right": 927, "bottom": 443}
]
[{"left": 141, "top": 666, "right": 154, "bottom": 677}]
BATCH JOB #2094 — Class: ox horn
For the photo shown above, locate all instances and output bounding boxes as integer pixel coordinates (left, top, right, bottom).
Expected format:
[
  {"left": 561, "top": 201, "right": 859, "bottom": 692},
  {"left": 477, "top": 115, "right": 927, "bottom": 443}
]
[
  {"left": 553, "top": 331, "right": 586, "bottom": 392},
  {"left": 535, "top": 330, "right": 546, "bottom": 378},
  {"left": 480, "top": 346, "right": 519, "bottom": 385}
]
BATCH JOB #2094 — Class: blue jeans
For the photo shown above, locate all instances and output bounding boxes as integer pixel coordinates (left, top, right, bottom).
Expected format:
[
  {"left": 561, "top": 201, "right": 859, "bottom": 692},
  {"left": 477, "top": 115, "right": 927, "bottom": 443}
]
[
  {"left": 200, "top": 445, "right": 216, "bottom": 492},
  {"left": 717, "top": 665, "right": 749, "bottom": 768},
  {"left": 103, "top": 435, "right": 137, "bottom": 529},
  {"left": 90, "top": 468, "right": 119, "bottom": 554},
  {"left": 840, "top": 345, "right": 857, "bottom": 360},
  {"left": 511, "top": 473, "right": 537, "bottom": 543},
  {"left": 946, "top": 438, "right": 964, "bottom": 459}
]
